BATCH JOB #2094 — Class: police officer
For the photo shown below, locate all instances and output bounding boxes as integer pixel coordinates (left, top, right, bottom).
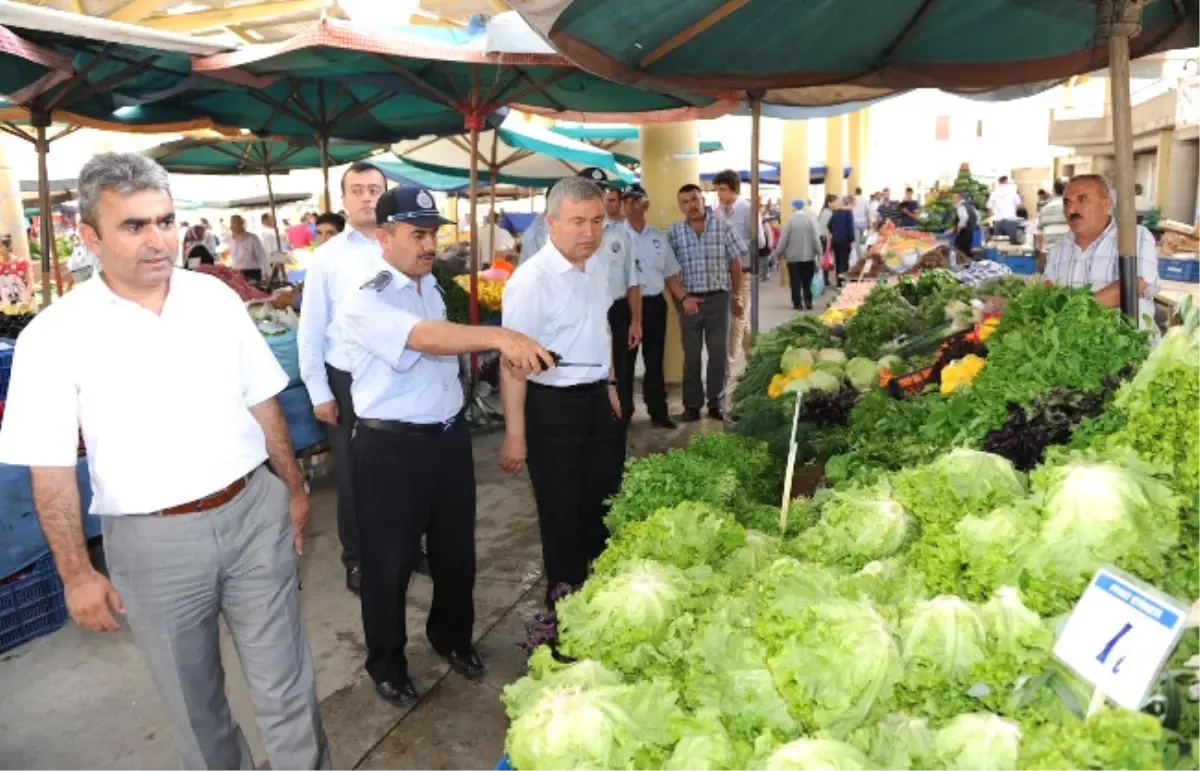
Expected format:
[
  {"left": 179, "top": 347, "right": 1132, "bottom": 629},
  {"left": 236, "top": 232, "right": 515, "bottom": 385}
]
[{"left": 339, "top": 186, "right": 551, "bottom": 707}]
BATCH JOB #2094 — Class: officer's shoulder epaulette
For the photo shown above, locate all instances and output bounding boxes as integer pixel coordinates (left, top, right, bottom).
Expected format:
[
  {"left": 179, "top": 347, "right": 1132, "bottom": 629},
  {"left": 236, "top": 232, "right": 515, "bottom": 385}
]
[{"left": 360, "top": 271, "right": 392, "bottom": 293}]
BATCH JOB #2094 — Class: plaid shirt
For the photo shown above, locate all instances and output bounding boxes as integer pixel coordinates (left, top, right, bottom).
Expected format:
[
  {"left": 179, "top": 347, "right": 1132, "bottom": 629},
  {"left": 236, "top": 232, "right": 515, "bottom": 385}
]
[
  {"left": 1044, "top": 218, "right": 1159, "bottom": 329},
  {"left": 955, "top": 259, "right": 1012, "bottom": 287},
  {"left": 666, "top": 215, "right": 746, "bottom": 293}
]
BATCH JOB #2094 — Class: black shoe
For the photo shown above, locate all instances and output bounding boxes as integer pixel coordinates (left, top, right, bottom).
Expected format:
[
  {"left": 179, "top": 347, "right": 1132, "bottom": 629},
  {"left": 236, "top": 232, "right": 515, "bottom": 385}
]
[
  {"left": 414, "top": 548, "right": 430, "bottom": 576},
  {"left": 442, "top": 646, "right": 485, "bottom": 679},
  {"left": 681, "top": 409, "right": 702, "bottom": 423},
  {"left": 707, "top": 407, "right": 725, "bottom": 421},
  {"left": 345, "top": 565, "right": 362, "bottom": 595},
  {"left": 375, "top": 677, "right": 419, "bottom": 707},
  {"left": 650, "top": 416, "right": 677, "bottom": 429}
]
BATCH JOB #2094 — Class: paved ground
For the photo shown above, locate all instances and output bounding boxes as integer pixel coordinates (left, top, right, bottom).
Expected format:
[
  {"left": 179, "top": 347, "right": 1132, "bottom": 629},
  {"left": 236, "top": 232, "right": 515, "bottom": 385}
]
[{"left": 0, "top": 280, "right": 806, "bottom": 770}]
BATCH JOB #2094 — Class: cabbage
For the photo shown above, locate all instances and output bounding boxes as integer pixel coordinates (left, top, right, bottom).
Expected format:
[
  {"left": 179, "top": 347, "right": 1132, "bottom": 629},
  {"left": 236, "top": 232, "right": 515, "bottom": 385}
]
[
  {"left": 932, "top": 713, "right": 1021, "bottom": 771},
  {"left": 806, "top": 369, "right": 843, "bottom": 394},
  {"left": 845, "top": 357, "right": 880, "bottom": 391},
  {"left": 781, "top": 346, "right": 815, "bottom": 371},
  {"left": 876, "top": 354, "right": 903, "bottom": 372},
  {"left": 1027, "top": 451, "right": 1180, "bottom": 583},
  {"left": 763, "top": 738, "right": 871, "bottom": 770},
  {"left": 502, "top": 652, "right": 683, "bottom": 770},
  {"left": 556, "top": 559, "right": 696, "bottom": 675},
  {"left": 798, "top": 489, "right": 914, "bottom": 570},
  {"left": 849, "top": 713, "right": 936, "bottom": 770},
  {"left": 817, "top": 348, "right": 848, "bottom": 365},
  {"left": 664, "top": 709, "right": 744, "bottom": 770},
  {"left": 952, "top": 505, "right": 1038, "bottom": 592},
  {"left": 900, "top": 596, "right": 987, "bottom": 676},
  {"left": 721, "top": 529, "right": 784, "bottom": 586},
  {"left": 980, "top": 587, "right": 1050, "bottom": 653},
  {"left": 932, "top": 449, "right": 1026, "bottom": 501},
  {"left": 592, "top": 501, "right": 745, "bottom": 576}
]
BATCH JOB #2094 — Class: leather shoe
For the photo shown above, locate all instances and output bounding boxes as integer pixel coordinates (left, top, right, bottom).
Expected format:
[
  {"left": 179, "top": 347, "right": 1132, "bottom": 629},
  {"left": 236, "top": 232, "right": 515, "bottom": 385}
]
[
  {"left": 443, "top": 646, "right": 485, "bottom": 679},
  {"left": 375, "top": 677, "right": 419, "bottom": 707},
  {"left": 680, "top": 409, "right": 702, "bottom": 423},
  {"left": 708, "top": 407, "right": 725, "bottom": 421},
  {"left": 650, "top": 416, "right": 677, "bottom": 429},
  {"left": 345, "top": 565, "right": 362, "bottom": 595}
]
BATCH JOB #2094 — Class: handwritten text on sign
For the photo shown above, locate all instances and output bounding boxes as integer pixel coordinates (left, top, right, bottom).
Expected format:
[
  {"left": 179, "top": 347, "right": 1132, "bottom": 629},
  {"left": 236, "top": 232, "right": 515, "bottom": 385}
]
[{"left": 1054, "top": 567, "right": 1187, "bottom": 711}]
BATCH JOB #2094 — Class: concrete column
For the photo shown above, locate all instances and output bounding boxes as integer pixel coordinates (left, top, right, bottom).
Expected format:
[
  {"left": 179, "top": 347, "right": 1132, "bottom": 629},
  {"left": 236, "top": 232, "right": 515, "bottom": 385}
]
[
  {"left": 779, "top": 120, "right": 810, "bottom": 289},
  {"left": 847, "top": 110, "right": 865, "bottom": 193},
  {"left": 1154, "top": 129, "right": 1174, "bottom": 209},
  {"left": 640, "top": 121, "right": 698, "bottom": 385},
  {"left": 1163, "top": 138, "right": 1198, "bottom": 222},
  {"left": 825, "top": 114, "right": 846, "bottom": 196},
  {"left": 0, "top": 139, "right": 32, "bottom": 261}
]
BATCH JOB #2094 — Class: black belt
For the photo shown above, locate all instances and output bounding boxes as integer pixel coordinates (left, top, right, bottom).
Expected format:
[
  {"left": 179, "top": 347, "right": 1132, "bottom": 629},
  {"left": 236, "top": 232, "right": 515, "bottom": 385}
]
[
  {"left": 357, "top": 414, "right": 462, "bottom": 436},
  {"left": 528, "top": 380, "right": 607, "bottom": 393},
  {"left": 688, "top": 289, "right": 729, "bottom": 298}
]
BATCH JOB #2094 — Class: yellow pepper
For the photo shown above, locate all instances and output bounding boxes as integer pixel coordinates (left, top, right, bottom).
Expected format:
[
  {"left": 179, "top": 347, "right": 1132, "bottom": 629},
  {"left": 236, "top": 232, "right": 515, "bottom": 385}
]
[
  {"left": 978, "top": 317, "right": 1001, "bottom": 341},
  {"left": 940, "top": 354, "right": 986, "bottom": 395}
]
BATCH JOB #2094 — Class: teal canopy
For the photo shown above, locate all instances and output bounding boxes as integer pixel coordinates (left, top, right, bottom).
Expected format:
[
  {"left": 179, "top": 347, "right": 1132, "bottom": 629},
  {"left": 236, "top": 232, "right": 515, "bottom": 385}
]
[
  {"left": 549, "top": 124, "right": 722, "bottom": 166},
  {"left": 144, "top": 136, "right": 384, "bottom": 176},
  {"left": 373, "top": 155, "right": 476, "bottom": 192},
  {"left": 510, "top": 0, "right": 1197, "bottom": 107}
]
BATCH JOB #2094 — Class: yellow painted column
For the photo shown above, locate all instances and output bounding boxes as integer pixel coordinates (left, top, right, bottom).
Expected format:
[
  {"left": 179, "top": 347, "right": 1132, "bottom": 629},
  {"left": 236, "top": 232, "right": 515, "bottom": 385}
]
[
  {"left": 779, "top": 120, "right": 810, "bottom": 289},
  {"left": 1154, "top": 129, "right": 1174, "bottom": 209},
  {"left": 825, "top": 114, "right": 846, "bottom": 196},
  {"left": 0, "top": 139, "right": 31, "bottom": 261},
  {"left": 847, "top": 110, "right": 865, "bottom": 193},
  {"left": 640, "top": 121, "right": 698, "bottom": 385}
]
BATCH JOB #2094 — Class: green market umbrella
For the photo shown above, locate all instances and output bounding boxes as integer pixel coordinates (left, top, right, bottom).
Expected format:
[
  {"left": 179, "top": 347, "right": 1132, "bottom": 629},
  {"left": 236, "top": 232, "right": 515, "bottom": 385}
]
[
  {"left": 549, "top": 124, "right": 723, "bottom": 167},
  {"left": 145, "top": 136, "right": 384, "bottom": 247},
  {"left": 512, "top": 0, "right": 1199, "bottom": 323}
]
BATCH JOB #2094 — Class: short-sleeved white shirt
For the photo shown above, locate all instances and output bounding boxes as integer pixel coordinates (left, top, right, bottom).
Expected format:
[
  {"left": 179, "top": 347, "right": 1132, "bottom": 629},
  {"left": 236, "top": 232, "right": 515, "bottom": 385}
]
[
  {"left": 337, "top": 255, "right": 463, "bottom": 424},
  {"left": 503, "top": 240, "right": 611, "bottom": 388},
  {"left": 0, "top": 268, "right": 288, "bottom": 515},
  {"left": 625, "top": 222, "right": 680, "bottom": 296}
]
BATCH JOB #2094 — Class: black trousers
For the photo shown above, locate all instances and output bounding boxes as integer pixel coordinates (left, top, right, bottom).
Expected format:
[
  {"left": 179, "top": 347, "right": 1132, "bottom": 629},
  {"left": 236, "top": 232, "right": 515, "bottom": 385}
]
[
  {"left": 326, "top": 365, "right": 360, "bottom": 569},
  {"left": 955, "top": 228, "right": 974, "bottom": 255},
  {"left": 525, "top": 382, "right": 620, "bottom": 605},
  {"left": 608, "top": 297, "right": 637, "bottom": 472},
  {"left": 352, "top": 420, "right": 476, "bottom": 684},
  {"left": 787, "top": 261, "right": 816, "bottom": 310},
  {"left": 640, "top": 294, "right": 669, "bottom": 421},
  {"left": 832, "top": 241, "right": 853, "bottom": 284}
]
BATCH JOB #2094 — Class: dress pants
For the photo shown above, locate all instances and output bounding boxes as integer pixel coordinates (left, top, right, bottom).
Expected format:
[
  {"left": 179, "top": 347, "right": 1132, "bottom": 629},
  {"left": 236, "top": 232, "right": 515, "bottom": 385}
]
[
  {"left": 525, "top": 381, "right": 620, "bottom": 605},
  {"left": 787, "top": 261, "right": 816, "bottom": 310},
  {"left": 352, "top": 419, "right": 476, "bottom": 684},
  {"left": 639, "top": 293, "right": 669, "bottom": 421},
  {"left": 325, "top": 365, "right": 360, "bottom": 569},
  {"left": 607, "top": 297, "right": 637, "bottom": 473},
  {"left": 678, "top": 290, "right": 730, "bottom": 413},
  {"left": 832, "top": 240, "right": 853, "bottom": 284},
  {"left": 102, "top": 467, "right": 329, "bottom": 770}
]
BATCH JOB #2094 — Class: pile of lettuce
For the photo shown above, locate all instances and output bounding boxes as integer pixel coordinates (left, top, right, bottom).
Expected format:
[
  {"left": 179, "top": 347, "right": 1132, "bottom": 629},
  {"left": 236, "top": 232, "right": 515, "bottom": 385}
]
[{"left": 505, "top": 452, "right": 1194, "bottom": 769}]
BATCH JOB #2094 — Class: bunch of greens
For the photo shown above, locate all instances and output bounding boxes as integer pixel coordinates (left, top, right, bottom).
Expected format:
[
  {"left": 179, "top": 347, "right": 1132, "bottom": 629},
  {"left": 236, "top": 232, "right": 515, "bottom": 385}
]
[
  {"left": 842, "top": 286, "right": 920, "bottom": 359},
  {"left": 974, "top": 274, "right": 1031, "bottom": 300},
  {"left": 897, "top": 270, "right": 974, "bottom": 327},
  {"left": 732, "top": 315, "right": 832, "bottom": 410}
]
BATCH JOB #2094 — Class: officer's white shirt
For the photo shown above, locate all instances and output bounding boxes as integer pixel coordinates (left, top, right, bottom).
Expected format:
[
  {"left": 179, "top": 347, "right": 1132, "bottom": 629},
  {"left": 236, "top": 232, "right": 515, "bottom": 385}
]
[
  {"left": 296, "top": 228, "right": 379, "bottom": 405},
  {"left": 602, "top": 220, "right": 639, "bottom": 303},
  {"left": 503, "top": 239, "right": 610, "bottom": 388},
  {"left": 0, "top": 268, "right": 288, "bottom": 515},
  {"left": 338, "top": 254, "right": 464, "bottom": 424},
  {"left": 625, "top": 221, "right": 680, "bottom": 296}
]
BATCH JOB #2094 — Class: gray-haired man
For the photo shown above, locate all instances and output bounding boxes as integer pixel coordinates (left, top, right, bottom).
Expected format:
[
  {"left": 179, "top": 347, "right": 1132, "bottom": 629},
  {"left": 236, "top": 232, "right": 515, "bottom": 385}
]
[
  {"left": 0, "top": 154, "right": 329, "bottom": 770},
  {"left": 499, "top": 176, "right": 622, "bottom": 606}
]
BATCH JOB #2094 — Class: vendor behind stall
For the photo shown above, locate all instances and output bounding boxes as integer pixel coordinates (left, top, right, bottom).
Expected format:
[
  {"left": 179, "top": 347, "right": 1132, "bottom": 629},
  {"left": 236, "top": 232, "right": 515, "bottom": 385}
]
[{"left": 1043, "top": 174, "right": 1159, "bottom": 330}]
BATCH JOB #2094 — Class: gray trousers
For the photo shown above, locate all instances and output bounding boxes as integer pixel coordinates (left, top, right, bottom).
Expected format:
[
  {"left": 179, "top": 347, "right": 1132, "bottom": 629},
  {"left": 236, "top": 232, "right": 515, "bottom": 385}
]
[
  {"left": 678, "top": 290, "right": 730, "bottom": 412},
  {"left": 102, "top": 467, "right": 329, "bottom": 771}
]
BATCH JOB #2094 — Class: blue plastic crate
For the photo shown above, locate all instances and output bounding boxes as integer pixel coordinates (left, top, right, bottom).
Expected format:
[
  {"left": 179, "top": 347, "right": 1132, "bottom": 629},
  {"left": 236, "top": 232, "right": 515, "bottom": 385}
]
[
  {"left": 495, "top": 755, "right": 512, "bottom": 770},
  {"left": 278, "top": 385, "right": 326, "bottom": 452},
  {"left": 993, "top": 253, "right": 1037, "bottom": 276},
  {"left": 0, "top": 457, "right": 98, "bottom": 579},
  {"left": 1158, "top": 257, "right": 1200, "bottom": 283},
  {"left": 0, "top": 338, "right": 13, "bottom": 402},
  {"left": 0, "top": 552, "right": 67, "bottom": 654}
]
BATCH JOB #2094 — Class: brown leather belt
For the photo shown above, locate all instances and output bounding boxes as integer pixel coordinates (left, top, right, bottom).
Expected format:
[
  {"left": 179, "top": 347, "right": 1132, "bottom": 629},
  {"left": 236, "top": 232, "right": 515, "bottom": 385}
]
[{"left": 156, "top": 475, "right": 249, "bottom": 516}]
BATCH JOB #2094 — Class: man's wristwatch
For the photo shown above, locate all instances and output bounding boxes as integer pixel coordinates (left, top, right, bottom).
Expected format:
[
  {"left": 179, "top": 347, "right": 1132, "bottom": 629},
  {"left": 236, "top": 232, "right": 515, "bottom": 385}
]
[{"left": 608, "top": 378, "right": 619, "bottom": 387}]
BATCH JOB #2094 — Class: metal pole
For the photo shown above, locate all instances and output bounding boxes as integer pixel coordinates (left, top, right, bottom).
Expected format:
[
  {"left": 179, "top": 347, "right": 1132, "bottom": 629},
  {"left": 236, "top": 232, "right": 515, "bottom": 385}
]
[
  {"left": 1102, "top": 0, "right": 1142, "bottom": 319},
  {"left": 318, "top": 133, "right": 331, "bottom": 213},
  {"left": 487, "top": 129, "right": 499, "bottom": 266},
  {"left": 35, "top": 121, "right": 53, "bottom": 309},
  {"left": 749, "top": 94, "right": 762, "bottom": 336},
  {"left": 264, "top": 168, "right": 281, "bottom": 250}
]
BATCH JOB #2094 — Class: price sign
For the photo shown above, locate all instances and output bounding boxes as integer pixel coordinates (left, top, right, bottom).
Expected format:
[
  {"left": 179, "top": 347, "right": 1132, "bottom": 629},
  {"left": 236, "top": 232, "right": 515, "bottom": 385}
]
[{"left": 1054, "top": 566, "right": 1188, "bottom": 711}]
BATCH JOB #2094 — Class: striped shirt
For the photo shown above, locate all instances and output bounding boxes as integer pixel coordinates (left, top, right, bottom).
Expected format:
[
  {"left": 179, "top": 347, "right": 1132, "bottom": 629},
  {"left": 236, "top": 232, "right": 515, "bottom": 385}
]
[
  {"left": 1036, "top": 197, "right": 1069, "bottom": 253},
  {"left": 666, "top": 215, "right": 746, "bottom": 294},
  {"left": 1043, "top": 218, "right": 1159, "bottom": 329}
]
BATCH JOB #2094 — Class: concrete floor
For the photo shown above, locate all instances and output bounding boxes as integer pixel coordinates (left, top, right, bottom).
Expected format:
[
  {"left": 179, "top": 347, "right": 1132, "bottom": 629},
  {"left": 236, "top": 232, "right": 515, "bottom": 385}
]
[{"left": 0, "top": 281, "right": 805, "bottom": 770}]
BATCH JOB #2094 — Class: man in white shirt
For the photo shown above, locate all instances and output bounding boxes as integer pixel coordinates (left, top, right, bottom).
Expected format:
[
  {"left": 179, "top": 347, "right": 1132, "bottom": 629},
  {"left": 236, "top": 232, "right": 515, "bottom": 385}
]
[
  {"left": 711, "top": 169, "right": 765, "bottom": 394},
  {"left": 988, "top": 175, "right": 1024, "bottom": 245},
  {"left": 622, "top": 184, "right": 687, "bottom": 429},
  {"left": 500, "top": 176, "right": 622, "bottom": 607},
  {"left": 338, "top": 186, "right": 549, "bottom": 707},
  {"left": 1043, "top": 174, "right": 1160, "bottom": 329},
  {"left": 477, "top": 212, "right": 515, "bottom": 265},
  {"left": 851, "top": 187, "right": 870, "bottom": 244},
  {"left": 259, "top": 212, "right": 282, "bottom": 255},
  {"left": 297, "top": 161, "right": 386, "bottom": 593},
  {"left": 228, "top": 214, "right": 268, "bottom": 280},
  {"left": 0, "top": 153, "right": 328, "bottom": 770}
]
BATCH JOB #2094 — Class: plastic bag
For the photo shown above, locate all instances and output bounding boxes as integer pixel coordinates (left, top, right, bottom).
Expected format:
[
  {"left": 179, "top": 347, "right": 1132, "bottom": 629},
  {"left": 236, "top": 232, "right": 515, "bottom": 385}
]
[
  {"left": 821, "top": 240, "right": 835, "bottom": 271},
  {"left": 812, "top": 270, "right": 826, "bottom": 298}
]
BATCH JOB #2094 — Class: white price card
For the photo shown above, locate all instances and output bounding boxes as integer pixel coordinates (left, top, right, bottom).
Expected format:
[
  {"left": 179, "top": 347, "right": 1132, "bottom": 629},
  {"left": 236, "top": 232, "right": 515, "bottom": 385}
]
[{"left": 1054, "top": 566, "right": 1188, "bottom": 711}]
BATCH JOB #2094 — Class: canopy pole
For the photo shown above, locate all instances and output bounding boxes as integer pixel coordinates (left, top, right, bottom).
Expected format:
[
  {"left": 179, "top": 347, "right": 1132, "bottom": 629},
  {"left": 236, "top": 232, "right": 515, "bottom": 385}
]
[
  {"left": 748, "top": 93, "right": 763, "bottom": 337},
  {"left": 264, "top": 167, "right": 281, "bottom": 254},
  {"left": 318, "top": 133, "right": 331, "bottom": 213},
  {"left": 487, "top": 128, "right": 500, "bottom": 268},
  {"left": 1105, "top": 1, "right": 1140, "bottom": 319},
  {"left": 34, "top": 119, "right": 53, "bottom": 309}
]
